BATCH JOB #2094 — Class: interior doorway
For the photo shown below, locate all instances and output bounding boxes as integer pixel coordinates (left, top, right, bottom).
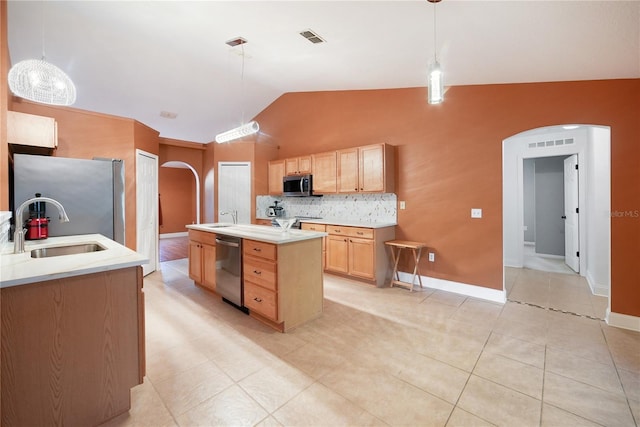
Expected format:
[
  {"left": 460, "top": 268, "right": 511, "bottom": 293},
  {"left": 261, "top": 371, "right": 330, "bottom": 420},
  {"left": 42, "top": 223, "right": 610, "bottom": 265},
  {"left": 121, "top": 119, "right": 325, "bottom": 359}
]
[
  {"left": 503, "top": 125, "right": 611, "bottom": 318},
  {"left": 136, "top": 149, "right": 159, "bottom": 276}
]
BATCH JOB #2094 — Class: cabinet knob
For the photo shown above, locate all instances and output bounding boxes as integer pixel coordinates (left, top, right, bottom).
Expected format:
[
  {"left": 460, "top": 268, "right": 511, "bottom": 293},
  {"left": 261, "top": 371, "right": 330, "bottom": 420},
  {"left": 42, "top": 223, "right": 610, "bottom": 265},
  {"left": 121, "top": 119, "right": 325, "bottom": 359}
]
[
  {"left": 357, "top": 232, "right": 363, "bottom": 235},
  {"left": 254, "top": 297, "right": 262, "bottom": 303},
  {"left": 253, "top": 247, "right": 262, "bottom": 252},
  {"left": 253, "top": 270, "right": 261, "bottom": 275}
]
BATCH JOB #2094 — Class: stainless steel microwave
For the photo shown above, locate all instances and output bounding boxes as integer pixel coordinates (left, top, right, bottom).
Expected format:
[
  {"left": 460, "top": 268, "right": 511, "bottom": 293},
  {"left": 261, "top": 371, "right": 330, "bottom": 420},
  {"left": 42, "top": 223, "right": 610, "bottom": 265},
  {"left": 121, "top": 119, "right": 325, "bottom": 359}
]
[{"left": 283, "top": 174, "right": 313, "bottom": 197}]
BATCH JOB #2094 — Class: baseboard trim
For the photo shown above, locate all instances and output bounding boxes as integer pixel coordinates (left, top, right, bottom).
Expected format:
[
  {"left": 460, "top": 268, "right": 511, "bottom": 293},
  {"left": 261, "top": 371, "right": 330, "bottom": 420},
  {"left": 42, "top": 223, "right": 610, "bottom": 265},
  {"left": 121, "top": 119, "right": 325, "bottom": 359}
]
[
  {"left": 586, "top": 271, "right": 609, "bottom": 297},
  {"left": 606, "top": 310, "right": 640, "bottom": 332},
  {"left": 160, "top": 232, "right": 188, "bottom": 239},
  {"left": 397, "top": 272, "right": 506, "bottom": 304}
]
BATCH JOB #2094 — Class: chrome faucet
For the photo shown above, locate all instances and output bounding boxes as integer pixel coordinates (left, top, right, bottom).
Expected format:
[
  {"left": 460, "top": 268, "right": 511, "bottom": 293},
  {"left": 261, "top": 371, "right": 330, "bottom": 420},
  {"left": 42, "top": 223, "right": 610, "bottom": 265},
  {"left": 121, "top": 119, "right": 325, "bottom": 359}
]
[
  {"left": 219, "top": 210, "right": 238, "bottom": 224},
  {"left": 14, "top": 196, "right": 70, "bottom": 254}
]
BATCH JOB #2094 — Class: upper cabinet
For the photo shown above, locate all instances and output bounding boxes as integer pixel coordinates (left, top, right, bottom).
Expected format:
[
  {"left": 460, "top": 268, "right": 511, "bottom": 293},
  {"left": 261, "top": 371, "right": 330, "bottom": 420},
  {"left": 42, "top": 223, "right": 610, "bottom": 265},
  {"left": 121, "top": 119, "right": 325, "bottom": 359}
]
[
  {"left": 268, "top": 143, "right": 394, "bottom": 196},
  {"left": 338, "top": 143, "right": 394, "bottom": 193},
  {"left": 7, "top": 111, "right": 58, "bottom": 149},
  {"left": 268, "top": 160, "right": 285, "bottom": 195},
  {"left": 311, "top": 151, "right": 337, "bottom": 194},
  {"left": 284, "top": 156, "right": 311, "bottom": 175}
]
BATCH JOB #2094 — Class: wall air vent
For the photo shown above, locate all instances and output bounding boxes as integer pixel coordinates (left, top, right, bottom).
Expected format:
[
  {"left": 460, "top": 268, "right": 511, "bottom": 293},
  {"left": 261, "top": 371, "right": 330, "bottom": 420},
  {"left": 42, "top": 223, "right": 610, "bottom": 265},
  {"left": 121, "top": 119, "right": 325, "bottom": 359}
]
[
  {"left": 528, "top": 138, "right": 575, "bottom": 149},
  {"left": 225, "top": 37, "right": 247, "bottom": 47},
  {"left": 300, "top": 29, "right": 326, "bottom": 44}
]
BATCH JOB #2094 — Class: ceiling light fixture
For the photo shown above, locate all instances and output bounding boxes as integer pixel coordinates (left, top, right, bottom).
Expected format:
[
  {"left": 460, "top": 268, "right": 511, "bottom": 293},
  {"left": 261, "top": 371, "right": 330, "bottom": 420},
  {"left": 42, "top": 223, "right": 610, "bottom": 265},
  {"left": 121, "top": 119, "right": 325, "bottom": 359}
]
[
  {"left": 215, "top": 38, "right": 259, "bottom": 143},
  {"left": 427, "top": 0, "right": 443, "bottom": 104},
  {"left": 7, "top": 2, "right": 76, "bottom": 106}
]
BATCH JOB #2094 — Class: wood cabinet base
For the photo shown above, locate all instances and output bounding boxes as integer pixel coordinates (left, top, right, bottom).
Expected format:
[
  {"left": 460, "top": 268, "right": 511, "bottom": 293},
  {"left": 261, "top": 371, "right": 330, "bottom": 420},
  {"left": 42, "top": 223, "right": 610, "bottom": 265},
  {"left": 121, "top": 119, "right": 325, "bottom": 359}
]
[{"left": 1, "top": 267, "right": 145, "bottom": 426}]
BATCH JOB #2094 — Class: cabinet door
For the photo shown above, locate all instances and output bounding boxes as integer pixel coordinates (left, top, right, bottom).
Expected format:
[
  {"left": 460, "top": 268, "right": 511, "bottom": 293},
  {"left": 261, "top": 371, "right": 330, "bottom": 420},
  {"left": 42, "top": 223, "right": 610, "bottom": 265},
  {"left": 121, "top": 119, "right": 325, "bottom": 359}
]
[
  {"left": 188, "top": 241, "right": 202, "bottom": 282},
  {"left": 285, "top": 158, "right": 299, "bottom": 175},
  {"left": 359, "top": 144, "right": 385, "bottom": 192},
  {"left": 349, "top": 237, "right": 375, "bottom": 280},
  {"left": 326, "top": 235, "right": 349, "bottom": 273},
  {"left": 298, "top": 156, "right": 312, "bottom": 174},
  {"left": 337, "top": 148, "right": 359, "bottom": 193},
  {"left": 312, "top": 151, "right": 337, "bottom": 194},
  {"left": 202, "top": 243, "right": 216, "bottom": 291},
  {"left": 268, "top": 160, "right": 285, "bottom": 195}
]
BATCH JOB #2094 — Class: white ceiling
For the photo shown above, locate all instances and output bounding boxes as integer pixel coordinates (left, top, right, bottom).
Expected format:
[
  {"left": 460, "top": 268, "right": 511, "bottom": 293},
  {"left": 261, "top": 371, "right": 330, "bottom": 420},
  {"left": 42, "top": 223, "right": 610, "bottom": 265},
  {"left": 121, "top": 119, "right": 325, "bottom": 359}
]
[{"left": 7, "top": 1, "right": 640, "bottom": 143}]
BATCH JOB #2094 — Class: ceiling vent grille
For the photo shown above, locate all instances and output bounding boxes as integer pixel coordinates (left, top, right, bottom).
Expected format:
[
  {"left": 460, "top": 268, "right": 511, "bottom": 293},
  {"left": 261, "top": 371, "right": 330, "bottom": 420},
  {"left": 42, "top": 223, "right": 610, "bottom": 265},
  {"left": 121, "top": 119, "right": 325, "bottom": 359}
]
[
  {"left": 225, "top": 37, "right": 247, "bottom": 47},
  {"left": 528, "top": 138, "right": 574, "bottom": 149},
  {"left": 300, "top": 29, "right": 325, "bottom": 44}
]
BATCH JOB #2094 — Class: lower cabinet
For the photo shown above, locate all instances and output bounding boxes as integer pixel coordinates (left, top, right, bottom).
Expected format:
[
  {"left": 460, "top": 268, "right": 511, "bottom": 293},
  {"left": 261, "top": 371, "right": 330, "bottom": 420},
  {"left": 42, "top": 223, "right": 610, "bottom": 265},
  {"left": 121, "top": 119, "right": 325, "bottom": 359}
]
[
  {"left": 188, "top": 229, "right": 217, "bottom": 292},
  {"left": 300, "top": 223, "right": 327, "bottom": 269},
  {"left": 325, "top": 225, "right": 395, "bottom": 286},
  {"left": 1, "top": 267, "right": 145, "bottom": 426},
  {"left": 242, "top": 238, "right": 323, "bottom": 332}
]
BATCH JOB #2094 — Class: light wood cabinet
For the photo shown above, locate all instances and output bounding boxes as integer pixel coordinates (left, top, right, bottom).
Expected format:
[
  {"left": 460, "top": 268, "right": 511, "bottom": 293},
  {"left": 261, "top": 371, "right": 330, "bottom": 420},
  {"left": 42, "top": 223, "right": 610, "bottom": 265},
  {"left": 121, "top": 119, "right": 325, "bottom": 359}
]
[
  {"left": 285, "top": 156, "right": 311, "bottom": 175},
  {"left": 1, "top": 267, "right": 144, "bottom": 426},
  {"left": 338, "top": 143, "right": 395, "bottom": 193},
  {"left": 325, "top": 224, "right": 395, "bottom": 286},
  {"left": 255, "top": 218, "right": 274, "bottom": 226},
  {"left": 311, "top": 151, "right": 337, "bottom": 194},
  {"left": 243, "top": 237, "right": 323, "bottom": 332},
  {"left": 301, "top": 222, "right": 327, "bottom": 269},
  {"left": 268, "top": 160, "right": 285, "bottom": 195},
  {"left": 188, "top": 229, "right": 217, "bottom": 292},
  {"left": 7, "top": 110, "right": 58, "bottom": 149}
]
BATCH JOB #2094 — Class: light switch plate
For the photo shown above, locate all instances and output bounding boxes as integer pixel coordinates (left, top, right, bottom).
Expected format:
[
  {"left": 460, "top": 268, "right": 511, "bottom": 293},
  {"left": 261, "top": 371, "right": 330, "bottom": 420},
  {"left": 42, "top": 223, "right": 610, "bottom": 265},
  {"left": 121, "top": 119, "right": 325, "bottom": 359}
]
[
  {"left": 428, "top": 252, "right": 435, "bottom": 262},
  {"left": 399, "top": 201, "right": 406, "bottom": 210},
  {"left": 471, "top": 208, "right": 482, "bottom": 218}
]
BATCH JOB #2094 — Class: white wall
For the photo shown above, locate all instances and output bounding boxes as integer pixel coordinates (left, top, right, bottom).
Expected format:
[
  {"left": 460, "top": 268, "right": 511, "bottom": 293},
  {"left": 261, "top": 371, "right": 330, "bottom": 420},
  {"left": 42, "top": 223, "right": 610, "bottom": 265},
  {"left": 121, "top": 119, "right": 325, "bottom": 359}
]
[{"left": 585, "top": 127, "right": 611, "bottom": 296}]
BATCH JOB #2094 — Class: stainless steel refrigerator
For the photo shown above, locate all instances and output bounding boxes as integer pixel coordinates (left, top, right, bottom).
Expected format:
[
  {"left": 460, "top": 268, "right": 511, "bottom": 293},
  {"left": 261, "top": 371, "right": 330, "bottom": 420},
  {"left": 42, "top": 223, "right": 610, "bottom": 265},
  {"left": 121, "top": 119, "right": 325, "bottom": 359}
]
[{"left": 13, "top": 154, "right": 125, "bottom": 245}]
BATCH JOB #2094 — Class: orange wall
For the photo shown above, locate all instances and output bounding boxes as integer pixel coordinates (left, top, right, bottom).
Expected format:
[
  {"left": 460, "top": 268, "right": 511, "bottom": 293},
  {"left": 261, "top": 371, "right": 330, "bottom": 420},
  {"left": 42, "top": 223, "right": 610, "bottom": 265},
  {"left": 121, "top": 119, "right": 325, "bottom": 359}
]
[
  {"left": 159, "top": 167, "right": 195, "bottom": 233},
  {"left": 254, "top": 80, "right": 640, "bottom": 318}
]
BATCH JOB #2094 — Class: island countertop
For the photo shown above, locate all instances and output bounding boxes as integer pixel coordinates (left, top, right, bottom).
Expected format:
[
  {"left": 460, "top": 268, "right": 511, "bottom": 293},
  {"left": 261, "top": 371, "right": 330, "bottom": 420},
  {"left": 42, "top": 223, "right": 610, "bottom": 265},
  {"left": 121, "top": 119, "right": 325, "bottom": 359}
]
[
  {"left": 186, "top": 223, "right": 327, "bottom": 244},
  {"left": 0, "top": 234, "right": 148, "bottom": 288}
]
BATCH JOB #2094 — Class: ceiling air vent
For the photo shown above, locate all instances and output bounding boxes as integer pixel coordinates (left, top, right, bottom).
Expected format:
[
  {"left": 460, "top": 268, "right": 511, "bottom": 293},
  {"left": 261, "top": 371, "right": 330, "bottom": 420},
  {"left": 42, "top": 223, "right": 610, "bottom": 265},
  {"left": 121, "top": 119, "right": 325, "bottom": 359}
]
[
  {"left": 300, "top": 29, "right": 325, "bottom": 44},
  {"left": 225, "top": 37, "right": 247, "bottom": 47}
]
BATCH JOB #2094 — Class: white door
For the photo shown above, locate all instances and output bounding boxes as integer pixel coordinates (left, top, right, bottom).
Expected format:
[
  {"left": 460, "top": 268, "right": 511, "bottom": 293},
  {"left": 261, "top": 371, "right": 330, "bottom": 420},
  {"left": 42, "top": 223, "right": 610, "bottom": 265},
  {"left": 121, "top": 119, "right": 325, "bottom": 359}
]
[
  {"left": 218, "top": 162, "right": 251, "bottom": 224},
  {"left": 564, "top": 154, "right": 579, "bottom": 273},
  {"left": 136, "top": 150, "right": 159, "bottom": 276}
]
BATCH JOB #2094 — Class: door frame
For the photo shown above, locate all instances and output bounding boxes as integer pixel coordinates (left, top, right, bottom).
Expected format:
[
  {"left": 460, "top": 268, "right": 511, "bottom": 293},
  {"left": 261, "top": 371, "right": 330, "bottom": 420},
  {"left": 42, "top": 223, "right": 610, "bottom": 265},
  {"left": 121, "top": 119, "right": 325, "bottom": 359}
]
[{"left": 136, "top": 149, "right": 159, "bottom": 275}]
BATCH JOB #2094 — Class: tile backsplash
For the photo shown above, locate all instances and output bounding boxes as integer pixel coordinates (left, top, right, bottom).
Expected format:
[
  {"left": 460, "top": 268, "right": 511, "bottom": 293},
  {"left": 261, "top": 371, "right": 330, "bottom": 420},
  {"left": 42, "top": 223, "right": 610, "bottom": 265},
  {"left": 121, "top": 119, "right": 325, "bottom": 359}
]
[
  {"left": 0, "top": 211, "right": 12, "bottom": 246},
  {"left": 257, "top": 194, "right": 397, "bottom": 223}
]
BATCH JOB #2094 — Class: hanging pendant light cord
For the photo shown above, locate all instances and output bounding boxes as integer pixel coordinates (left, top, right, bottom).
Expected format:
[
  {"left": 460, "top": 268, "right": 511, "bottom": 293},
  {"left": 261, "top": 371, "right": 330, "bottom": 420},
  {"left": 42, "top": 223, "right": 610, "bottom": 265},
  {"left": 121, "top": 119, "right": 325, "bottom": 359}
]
[
  {"left": 433, "top": 1, "right": 437, "bottom": 62},
  {"left": 240, "top": 42, "right": 246, "bottom": 125},
  {"left": 40, "top": 0, "right": 46, "bottom": 60}
]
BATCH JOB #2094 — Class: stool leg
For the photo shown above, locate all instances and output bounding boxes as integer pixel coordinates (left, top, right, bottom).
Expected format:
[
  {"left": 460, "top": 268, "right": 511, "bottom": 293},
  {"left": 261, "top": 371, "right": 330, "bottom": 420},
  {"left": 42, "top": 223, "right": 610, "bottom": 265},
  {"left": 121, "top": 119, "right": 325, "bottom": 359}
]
[{"left": 414, "top": 248, "right": 424, "bottom": 289}]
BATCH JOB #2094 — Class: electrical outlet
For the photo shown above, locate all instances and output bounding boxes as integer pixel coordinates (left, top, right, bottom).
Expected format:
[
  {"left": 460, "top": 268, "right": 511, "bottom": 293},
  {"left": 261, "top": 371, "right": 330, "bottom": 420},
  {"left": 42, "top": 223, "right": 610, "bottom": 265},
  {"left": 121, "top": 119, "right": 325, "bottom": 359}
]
[
  {"left": 428, "top": 252, "right": 435, "bottom": 262},
  {"left": 399, "top": 201, "right": 406, "bottom": 210},
  {"left": 471, "top": 208, "right": 482, "bottom": 218}
]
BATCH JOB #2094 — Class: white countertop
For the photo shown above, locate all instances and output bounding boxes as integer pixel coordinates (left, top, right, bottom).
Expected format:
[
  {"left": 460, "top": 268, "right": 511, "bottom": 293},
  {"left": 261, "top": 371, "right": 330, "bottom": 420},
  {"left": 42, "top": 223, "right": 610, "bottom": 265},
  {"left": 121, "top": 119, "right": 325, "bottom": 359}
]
[
  {"left": 187, "top": 223, "right": 327, "bottom": 244},
  {"left": 256, "top": 216, "right": 397, "bottom": 229},
  {"left": 1, "top": 234, "right": 148, "bottom": 288}
]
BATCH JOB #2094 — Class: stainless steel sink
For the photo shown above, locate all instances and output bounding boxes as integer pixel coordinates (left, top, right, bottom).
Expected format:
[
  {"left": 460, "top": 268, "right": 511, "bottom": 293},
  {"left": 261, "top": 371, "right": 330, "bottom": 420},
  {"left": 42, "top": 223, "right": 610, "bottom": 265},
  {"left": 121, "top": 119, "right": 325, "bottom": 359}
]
[
  {"left": 30, "top": 243, "right": 106, "bottom": 258},
  {"left": 204, "top": 224, "right": 232, "bottom": 228}
]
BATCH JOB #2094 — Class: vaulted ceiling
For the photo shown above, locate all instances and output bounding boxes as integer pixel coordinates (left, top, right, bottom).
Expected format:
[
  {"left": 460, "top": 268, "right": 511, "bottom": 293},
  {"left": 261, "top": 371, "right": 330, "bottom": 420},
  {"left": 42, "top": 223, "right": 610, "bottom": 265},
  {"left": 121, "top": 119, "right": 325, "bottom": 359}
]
[{"left": 7, "top": 1, "right": 640, "bottom": 143}]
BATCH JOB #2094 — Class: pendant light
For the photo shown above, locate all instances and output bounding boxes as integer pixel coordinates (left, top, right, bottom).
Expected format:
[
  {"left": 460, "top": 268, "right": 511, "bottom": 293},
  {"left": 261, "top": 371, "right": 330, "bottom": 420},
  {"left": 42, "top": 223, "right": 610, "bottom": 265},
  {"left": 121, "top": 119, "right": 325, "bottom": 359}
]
[
  {"left": 8, "top": 2, "right": 76, "bottom": 106},
  {"left": 215, "top": 38, "right": 260, "bottom": 143},
  {"left": 427, "top": 0, "right": 444, "bottom": 104}
]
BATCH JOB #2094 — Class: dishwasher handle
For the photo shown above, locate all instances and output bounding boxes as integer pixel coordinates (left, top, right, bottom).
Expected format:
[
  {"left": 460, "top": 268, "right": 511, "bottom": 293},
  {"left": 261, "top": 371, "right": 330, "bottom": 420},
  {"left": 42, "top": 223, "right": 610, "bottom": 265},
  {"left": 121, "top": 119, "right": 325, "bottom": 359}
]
[{"left": 215, "top": 238, "right": 240, "bottom": 248}]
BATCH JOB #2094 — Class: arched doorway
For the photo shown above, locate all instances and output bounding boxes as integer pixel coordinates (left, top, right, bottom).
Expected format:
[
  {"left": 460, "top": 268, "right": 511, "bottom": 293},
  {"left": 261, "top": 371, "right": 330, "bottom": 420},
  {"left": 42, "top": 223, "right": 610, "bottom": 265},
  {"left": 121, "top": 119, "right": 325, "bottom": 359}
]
[{"left": 503, "top": 124, "right": 611, "bottom": 319}]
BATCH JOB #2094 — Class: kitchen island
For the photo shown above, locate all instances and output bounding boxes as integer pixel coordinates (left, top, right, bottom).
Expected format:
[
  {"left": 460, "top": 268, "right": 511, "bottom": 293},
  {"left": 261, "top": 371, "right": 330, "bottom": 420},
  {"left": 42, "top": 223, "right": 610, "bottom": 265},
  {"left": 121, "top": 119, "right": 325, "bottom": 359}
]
[
  {"left": 186, "top": 223, "right": 326, "bottom": 332},
  {"left": 0, "top": 234, "right": 147, "bottom": 426}
]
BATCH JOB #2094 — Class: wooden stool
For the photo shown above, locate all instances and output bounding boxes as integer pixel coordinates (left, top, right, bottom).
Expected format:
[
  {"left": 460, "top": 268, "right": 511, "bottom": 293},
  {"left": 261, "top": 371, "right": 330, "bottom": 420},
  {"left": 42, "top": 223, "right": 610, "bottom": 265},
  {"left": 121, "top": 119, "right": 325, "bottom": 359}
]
[{"left": 384, "top": 240, "right": 428, "bottom": 292}]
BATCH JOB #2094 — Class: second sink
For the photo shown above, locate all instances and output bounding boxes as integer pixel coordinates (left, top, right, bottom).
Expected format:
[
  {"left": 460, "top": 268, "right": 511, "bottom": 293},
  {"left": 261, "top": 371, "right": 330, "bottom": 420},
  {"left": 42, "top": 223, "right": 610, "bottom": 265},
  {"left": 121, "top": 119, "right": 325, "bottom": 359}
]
[{"left": 31, "top": 243, "right": 106, "bottom": 258}]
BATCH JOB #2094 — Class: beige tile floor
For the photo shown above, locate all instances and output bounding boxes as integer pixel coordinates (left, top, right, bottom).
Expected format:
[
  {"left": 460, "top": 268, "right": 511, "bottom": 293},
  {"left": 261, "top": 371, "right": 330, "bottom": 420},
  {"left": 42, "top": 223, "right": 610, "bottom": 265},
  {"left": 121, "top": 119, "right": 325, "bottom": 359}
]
[{"left": 102, "top": 259, "right": 639, "bottom": 427}]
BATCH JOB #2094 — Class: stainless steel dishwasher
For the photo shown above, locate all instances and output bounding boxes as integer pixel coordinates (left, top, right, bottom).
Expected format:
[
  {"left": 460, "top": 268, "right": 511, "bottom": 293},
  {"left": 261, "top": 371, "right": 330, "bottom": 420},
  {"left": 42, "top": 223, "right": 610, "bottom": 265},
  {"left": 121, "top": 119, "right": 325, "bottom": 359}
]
[{"left": 215, "top": 234, "right": 247, "bottom": 313}]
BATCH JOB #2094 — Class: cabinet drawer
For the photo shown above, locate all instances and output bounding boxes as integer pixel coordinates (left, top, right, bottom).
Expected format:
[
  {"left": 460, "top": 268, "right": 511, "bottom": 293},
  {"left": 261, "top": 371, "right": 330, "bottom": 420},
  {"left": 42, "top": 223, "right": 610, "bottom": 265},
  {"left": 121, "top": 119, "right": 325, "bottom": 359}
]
[
  {"left": 301, "top": 223, "right": 326, "bottom": 232},
  {"left": 244, "top": 281, "right": 277, "bottom": 321},
  {"left": 327, "top": 226, "right": 374, "bottom": 239},
  {"left": 244, "top": 256, "right": 277, "bottom": 291},
  {"left": 188, "top": 229, "right": 217, "bottom": 246},
  {"left": 244, "top": 239, "right": 277, "bottom": 261}
]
